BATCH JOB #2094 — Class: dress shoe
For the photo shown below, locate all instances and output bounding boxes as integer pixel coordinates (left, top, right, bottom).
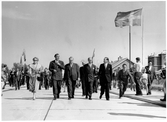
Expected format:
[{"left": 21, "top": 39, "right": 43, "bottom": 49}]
[
  {"left": 68, "top": 98, "right": 71, "bottom": 100},
  {"left": 85, "top": 96, "right": 88, "bottom": 99},
  {"left": 160, "top": 95, "right": 166, "bottom": 101},
  {"left": 147, "top": 93, "right": 151, "bottom": 95},
  {"left": 106, "top": 99, "right": 110, "bottom": 101},
  {"left": 89, "top": 97, "right": 92, "bottom": 100},
  {"left": 135, "top": 94, "right": 143, "bottom": 96},
  {"left": 99, "top": 95, "right": 102, "bottom": 99},
  {"left": 147, "top": 92, "right": 151, "bottom": 95},
  {"left": 160, "top": 98, "right": 166, "bottom": 101}
]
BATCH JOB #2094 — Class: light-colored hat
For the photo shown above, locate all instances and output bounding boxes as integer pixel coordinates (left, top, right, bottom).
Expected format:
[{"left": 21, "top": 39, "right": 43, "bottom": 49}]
[{"left": 33, "top": 57, "right": 39, "bottom": 61}]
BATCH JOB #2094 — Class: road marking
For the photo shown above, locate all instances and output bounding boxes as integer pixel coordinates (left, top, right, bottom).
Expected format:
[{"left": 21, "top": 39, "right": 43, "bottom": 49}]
[{"left": 43, "top": 99, "right": 53, "bottom": 120}]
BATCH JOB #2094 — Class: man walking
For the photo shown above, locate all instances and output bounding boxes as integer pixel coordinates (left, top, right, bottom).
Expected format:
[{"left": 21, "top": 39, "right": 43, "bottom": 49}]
[
  {"left": 134, "top": 57, "right": 143, "bottom": 95},
  {"left": 118, "top": 64, "right": 134, "bottom": 98},
  {"left": 64, "top": 57, "right": 80, "bottom": 100},
  {"left": 84, "top": 57, "right": 96, "bottom": 100},
  {"left": 145, "top": 61, "right": 156, "bottom": 95},
  {"left": 49, "top": 53, "right": 65, "bottom": 100},
  {"left": 93, "top": 67, "right": 99, "bottom": 93},
  {"left": 80, "top": 61, "right": 86, "bottom": 96},
  {"left": 99, "top": 57, "right": 112, "bottom": 101}
]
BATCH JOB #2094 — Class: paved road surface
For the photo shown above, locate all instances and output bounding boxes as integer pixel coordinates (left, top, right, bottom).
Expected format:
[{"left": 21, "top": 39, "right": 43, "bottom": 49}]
[{"left": 1, "top": 86, "right": 166, "bottom": 120}]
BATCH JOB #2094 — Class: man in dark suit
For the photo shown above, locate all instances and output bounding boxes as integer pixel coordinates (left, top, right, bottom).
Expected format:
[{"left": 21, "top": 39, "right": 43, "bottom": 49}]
[
  {"left": 145, "top": 61, "right": 156, "bottom": 95},
  {"left": 64, "top": 57, "right": 80, "bottom": 100},
  {"left": 80, "top": 61, "right": 86, "bottom": 96},
  {"left": 84, "top": 57, "right": 96, "bottom": 100},
  {"left": 49, "top": 53, "right": 65, "bottom": 100},
  {"left": 93, "top": 67, "right": 99, "bottom": 93},
  {"left": 99, "top": 57, "right": 112, "bottom": 101}
]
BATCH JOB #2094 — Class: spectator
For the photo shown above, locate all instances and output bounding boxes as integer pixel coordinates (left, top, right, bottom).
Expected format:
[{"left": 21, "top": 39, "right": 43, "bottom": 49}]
[
  {"left": 134, "top": 57, "right": 143, "bottom": 95},
  {"left": 140, "top": 68, "right": 148, "bottom": 95},
  {"left": 160, "top": 64, "right": 166, "bottom": 101},
  {"left": 145, "top": 61, "right": 156, "bottom": 95}
]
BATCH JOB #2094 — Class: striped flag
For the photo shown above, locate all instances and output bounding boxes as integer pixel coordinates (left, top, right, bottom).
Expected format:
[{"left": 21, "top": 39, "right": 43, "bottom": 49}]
[{"left": 115, "top": 9, "right": 142, "bottom": 27}]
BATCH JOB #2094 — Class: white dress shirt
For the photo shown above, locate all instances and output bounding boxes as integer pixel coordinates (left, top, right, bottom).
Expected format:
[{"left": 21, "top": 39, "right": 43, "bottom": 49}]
[{"left": 134, "top": 62, "right": 142, "bottom": 72}]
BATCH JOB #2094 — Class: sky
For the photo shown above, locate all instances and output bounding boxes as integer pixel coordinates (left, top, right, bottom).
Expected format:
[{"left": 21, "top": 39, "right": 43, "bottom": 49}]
[{"left": 1, "top": 1, "right": 166, "bottom": 69}]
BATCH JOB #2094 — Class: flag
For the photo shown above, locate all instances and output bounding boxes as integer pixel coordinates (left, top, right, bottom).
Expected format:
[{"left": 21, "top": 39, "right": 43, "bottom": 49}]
[
  {"left": 20, "top": 56, "right": 22, "bottom": 64},
  {"left": 92, "top": 49, "right": 95, "bottom": 58},
  {"left": 115, "top": 9, "right": 142, "bottom": 27},
  {"left": 22, "top": 50, "right": 26, "bottom": 61},
  {"left": 20, "top": 50, "right": 26, "bottom": 65}
]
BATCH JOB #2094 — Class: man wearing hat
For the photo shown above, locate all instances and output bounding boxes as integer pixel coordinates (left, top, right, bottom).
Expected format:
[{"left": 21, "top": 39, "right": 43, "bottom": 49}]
[{"left": 49, "top": 53, "right": 65, "bottom": 100}]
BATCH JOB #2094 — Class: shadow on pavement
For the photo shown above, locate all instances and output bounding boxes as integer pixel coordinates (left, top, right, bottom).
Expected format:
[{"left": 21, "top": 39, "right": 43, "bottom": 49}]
[
  {"left": 108, "top": 112, "right": 166, "bottom": 119},
  {"left": 119, "top": 102, "right": 161, "bottom": 108},
  {"left": 2, "top": 88, "right": 15, "bottom": 92},
  {"left": 5, "top": 97, "right": 54, "bottom": 100}
]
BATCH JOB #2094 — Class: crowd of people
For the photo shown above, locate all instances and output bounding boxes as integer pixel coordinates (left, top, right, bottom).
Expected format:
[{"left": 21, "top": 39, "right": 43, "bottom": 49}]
[{"left": 1, "top": 54, "right": 166, "bottom": 102}]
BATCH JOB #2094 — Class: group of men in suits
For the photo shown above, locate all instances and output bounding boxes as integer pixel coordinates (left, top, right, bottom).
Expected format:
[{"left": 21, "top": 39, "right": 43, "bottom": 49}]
[
  {"left": 48, "top": 54, "right": 160, "bottom": 101},
  {"left": 49, "top": 53, "right": 113, "bottom": 101}
]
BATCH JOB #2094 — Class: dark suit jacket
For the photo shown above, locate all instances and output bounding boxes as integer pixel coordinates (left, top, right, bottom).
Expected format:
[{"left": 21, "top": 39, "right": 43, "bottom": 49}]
[
  {"left": 118, "top": 69, "right": 133, "bottom": 83},
  {"left": 80, "top": 66, "right": 85, "bottom": 80},
  {"left": 99, "top": 63, "right": 112, "bottom": 84},
  {"left": 145, "top": 66, "right": 156, "bottom": 80},
  {"left": 64, "top": 63, "right": 80, "bottom": 81},
  {"left": 49, "top": 60, "right": 64, "bottom": 80},
  {"left": 84, "top": 63, "right": 96, "bottom": 82}
]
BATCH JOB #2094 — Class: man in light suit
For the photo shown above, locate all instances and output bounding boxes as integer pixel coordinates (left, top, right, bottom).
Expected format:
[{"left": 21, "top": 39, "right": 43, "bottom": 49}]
[
  {"left": 99, "top": 57, "right": 112, "bottom": 101},
  {"left": 49, "top": 53, "right": 65, "bottom": 100},
  {"left": 84, "top": 57, "right": 96, "bottom": 100},
  {"left": 145, "top": 61, "right": 156, "bottom": 95},
  {"left": 64, "top": 57, "right": 80, "bottom": 100}
]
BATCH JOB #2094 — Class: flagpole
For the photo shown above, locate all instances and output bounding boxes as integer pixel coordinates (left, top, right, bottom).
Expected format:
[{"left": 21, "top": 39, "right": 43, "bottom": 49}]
[
  {"left": 142, "top": 10, "right": 144, "bottom": 65},
  {"left": 129, "top": 25, "right": 131, "bottom": 70}
]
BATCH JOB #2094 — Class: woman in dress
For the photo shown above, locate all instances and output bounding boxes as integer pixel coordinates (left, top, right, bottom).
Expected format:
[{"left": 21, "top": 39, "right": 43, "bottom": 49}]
[
  {"left": 140, "top": 68, "right": 148, "bottom": 95},
  {"left": 28, "top": 57, "right": 43, "bottom": 100}
]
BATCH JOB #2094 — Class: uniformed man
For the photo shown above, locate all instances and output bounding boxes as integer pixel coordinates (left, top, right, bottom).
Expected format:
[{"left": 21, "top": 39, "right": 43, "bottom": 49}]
[{"left": 118, "top": 64, "right": 134, "bottom": 98}]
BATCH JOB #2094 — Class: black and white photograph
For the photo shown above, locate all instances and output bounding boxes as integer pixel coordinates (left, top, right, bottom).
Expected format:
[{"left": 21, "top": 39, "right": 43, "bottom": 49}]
[{"left": 1, "top": 0, "right": 166, "bottom": 120}]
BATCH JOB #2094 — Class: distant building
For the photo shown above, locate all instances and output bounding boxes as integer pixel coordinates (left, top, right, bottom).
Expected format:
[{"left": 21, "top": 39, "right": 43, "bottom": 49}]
[
  {"left": 112, "top": 58, "right": 135, "bottom": 72},
  {"left": 148, "top": 53, "right": 166, "bottom": 71}
]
